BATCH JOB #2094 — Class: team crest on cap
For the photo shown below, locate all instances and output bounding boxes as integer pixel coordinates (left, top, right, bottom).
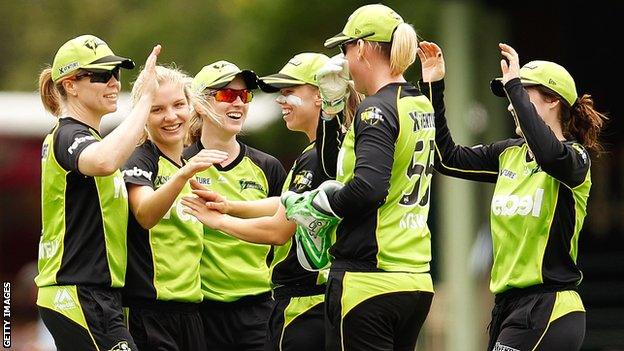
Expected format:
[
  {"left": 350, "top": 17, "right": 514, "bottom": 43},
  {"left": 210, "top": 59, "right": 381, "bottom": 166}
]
[
  {"left": 360, "top": 106, "right": 384, "bottom": 126},
  {"left": 83, "top": 37, "right": 106, "bottom": 55},
  {"left": 288, "top": 58, "right": 302, "bottom": 66},
  {"left": 212, "top": 62, "right": 230, "bottom": 71}
]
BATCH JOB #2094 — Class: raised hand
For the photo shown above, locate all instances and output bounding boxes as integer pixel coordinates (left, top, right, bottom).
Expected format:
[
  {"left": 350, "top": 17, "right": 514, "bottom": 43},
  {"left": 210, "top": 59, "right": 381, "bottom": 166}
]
[
  {"left": 499, "top": 43, "right": 520, "bottom": 84},
  {"left": 316, "top": 54, "right": 350, "bottom": 116},
  {"left": 417, "top": 41, "right": 445, "bottom": 82},
  {"left": 135, "top": 45, "right": 162, "bottom": 100},
  {"left": 180, "top": 149, "right": 228, "bottom": 179}
]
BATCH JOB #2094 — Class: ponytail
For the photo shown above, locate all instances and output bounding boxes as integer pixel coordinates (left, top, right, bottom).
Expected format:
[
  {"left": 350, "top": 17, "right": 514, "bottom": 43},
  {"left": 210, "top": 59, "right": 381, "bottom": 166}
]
[
  {"left": 389, "top": 23, "right": 418, "bottom": 76},
  {"left": 565, "top": 94, "right": 608, "bottom": 153},
  {"left": 343, "top": 82, "right": 363, "bottom": 130},
  {"left": 38, "top": 68, "right": 64, "bottom": 117}
]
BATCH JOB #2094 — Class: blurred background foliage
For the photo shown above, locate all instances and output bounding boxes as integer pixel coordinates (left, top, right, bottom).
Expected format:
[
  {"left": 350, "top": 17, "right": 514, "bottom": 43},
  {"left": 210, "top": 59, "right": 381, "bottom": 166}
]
[{"left": 1, "top": 1, "right": 623, "bottom": 350}]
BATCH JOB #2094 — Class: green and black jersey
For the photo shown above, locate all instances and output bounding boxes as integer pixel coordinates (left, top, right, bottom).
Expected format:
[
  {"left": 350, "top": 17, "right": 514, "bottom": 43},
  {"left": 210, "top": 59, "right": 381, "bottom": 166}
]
[
  {"left": 271, "top": 117, "right": 342, "bottom": 289},
  {"left": 121, "top": 140, "right": 204, "bottom": 303},
  {"left": 183, "top": 140, "right": 286, "bottom": 302},
  {"left": 329, "top": 83, "right": 436, "bottom": 272},
  {"left": 36, "top": 117, "right": 128, "bottom": 288},
  {"left": 422, "top": 79, "right": 590, "bottom": 294}
]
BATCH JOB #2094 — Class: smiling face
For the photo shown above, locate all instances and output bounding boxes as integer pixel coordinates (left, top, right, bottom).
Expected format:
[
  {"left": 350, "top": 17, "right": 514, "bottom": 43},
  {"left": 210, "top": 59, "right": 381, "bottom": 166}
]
[
  {"left": 278, "top": 84, "right": 320, "bottom": 136},
  {"left": 66, "top": 69, "right": 121, "bottom": 116},
  {"left": 210, "top": 76, "right": 250, "bottom": 136},
  {"left": 146, "top": 81, "right": 190, "bottom": 148}
]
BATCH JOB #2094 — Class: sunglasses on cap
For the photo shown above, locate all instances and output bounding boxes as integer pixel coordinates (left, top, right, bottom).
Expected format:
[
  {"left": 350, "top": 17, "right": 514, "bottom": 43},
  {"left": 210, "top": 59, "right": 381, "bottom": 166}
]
[
  {"left": 75, "top": 67, "right": 121, "bottom": 84},
  {"left": 209, "top": 88, "right": 253, "bottom": 103}
]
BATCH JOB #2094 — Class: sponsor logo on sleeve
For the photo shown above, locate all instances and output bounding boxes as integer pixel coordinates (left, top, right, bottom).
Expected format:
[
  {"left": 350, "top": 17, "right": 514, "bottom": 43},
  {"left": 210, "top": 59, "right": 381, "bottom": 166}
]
[
  {"left": 108, "top": 341, "right": 131, "bottom": 351},
  {"left": 67, "top": 135, "right": 96, "bottom": 155},
  {"left": 493, "top": 342, "right": 519, "bottom": 351},
  {"left": 360, "top": 106, "right": 384, "bottom": 126},
  {"left": 122, "top": 167, "right": 153, "bottom": 180},
  {"left": 572, "top": 143, "right": 588, "bottom": 165}
]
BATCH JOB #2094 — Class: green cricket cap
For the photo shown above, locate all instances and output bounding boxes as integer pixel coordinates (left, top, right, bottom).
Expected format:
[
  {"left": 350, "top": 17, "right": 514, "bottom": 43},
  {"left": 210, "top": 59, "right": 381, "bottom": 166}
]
[
  {"left": 51, "top": 34, "right": 135, "bottom": 82},
  {"left": 191, "top": 60, "right": 261, "bottom": 93},
  {"left": 260, "top": 53, "right": 330, "bottom": 93},
  {"left": 324, "top": 4, "right": 404, "bottom": 49},
  {"left": 490, "top": 60, "right": 578, "bottom": 106}
]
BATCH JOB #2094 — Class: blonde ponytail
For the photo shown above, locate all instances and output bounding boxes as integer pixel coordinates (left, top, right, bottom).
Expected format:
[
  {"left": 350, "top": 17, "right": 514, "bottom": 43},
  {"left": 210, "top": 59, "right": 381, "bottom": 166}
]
[
  {"left": 389, "top": 23, "right": 418, "bottom": 76},
  {"left": 38, "top": 68, "right": 64, "bottom": 117}
]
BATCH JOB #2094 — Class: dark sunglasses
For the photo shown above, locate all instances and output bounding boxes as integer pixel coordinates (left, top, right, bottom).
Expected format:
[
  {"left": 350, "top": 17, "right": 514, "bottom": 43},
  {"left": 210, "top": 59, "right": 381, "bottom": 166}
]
[
  {"left": 210, "top": 88, "right": 253, "bottom": 103},
  {"left": 339, "top": 32, "right": 375, "bottom": 54},
  {"left": 340, "top": 38, "right": 359, "bottom": 55},
  {"left": 75, "top": 67, "right": 121, "bottom": 83}
]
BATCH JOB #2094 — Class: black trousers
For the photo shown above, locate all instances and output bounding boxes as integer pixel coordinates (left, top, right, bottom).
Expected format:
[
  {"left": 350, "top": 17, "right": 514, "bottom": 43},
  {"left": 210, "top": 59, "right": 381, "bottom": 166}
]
[
  {"left": 487, "top": 290, "right": 585, "bottom": 351},
  {"left": 325, "top": 270, "right": 434, "bottom": 351},
  {"left": 265, "top": 293, "right": 325, "bottom": 351},
  {"left": 200, "top": 293, "right": 274, "bottom": 351},
  {"left": 126, "top": 300, "right": 206, "bottom": 351},
  {"left": 38, "top": 285, "right": 137, "bottom": 351}
]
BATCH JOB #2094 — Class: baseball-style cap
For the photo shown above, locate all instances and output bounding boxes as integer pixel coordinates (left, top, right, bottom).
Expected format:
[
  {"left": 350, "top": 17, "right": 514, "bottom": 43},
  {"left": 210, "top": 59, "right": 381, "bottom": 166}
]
[
  {"left": 191, "top": 61, "right": 261, "bottom": 93},
  {"left": 490, "top": 60, "right": 578, "bottom": 106},
  {"left": 260, "top": 53, "right": 330, "bottom": 93},
  {"left": 51, "top": 35, "right": 135, "bottom": 82},
  {"left": 324, "top": 4, "right": 404, "bottom": 49}
]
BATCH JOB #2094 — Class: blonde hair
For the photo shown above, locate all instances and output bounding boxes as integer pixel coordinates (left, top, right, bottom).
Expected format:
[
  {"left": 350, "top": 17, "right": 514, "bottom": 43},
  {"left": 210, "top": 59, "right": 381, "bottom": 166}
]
[
  {"left": 186, "top": 91, "right": 225, "bottom": 145},
  {"left": 343, "top": 82, "right": 363, "bottom": 130},
  {"left": 38, "top": 67, "right": 66, "bottom": 117},
  {"left": 374, "top": 23, "right": 418, "bottom": 76},
  {"left": 131, "top": 65, "right": 195, "bottom": 144}
]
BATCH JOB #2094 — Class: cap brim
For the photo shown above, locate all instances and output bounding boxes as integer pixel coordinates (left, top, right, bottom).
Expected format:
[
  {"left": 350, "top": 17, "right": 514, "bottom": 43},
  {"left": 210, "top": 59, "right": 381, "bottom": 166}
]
[
  {"left": 324, "top": 32, "right": 354, "bottom": 49},
  {"left": 260, "top": 73, "right": 306, "bottom": 93},
  {"left": 491, "top": 77, "right": 542, "bottom": 98},
  {"left": 86, "top": 55, "right": 135, "bottom": 70},
  {"left": 324, "top": 31, "right": 375, "bottom": 49},
  {"left": 490, "top": 78, "right": 506, "bottom": 98},
  {"left": 208, "top": 70, "right": 259, "bottom": 90}
]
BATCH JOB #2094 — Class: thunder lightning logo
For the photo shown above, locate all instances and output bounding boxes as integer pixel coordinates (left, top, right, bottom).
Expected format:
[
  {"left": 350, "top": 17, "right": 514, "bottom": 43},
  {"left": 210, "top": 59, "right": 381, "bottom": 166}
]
[{"left": 83, "top": 38, "right": 105, "bottom": 55}]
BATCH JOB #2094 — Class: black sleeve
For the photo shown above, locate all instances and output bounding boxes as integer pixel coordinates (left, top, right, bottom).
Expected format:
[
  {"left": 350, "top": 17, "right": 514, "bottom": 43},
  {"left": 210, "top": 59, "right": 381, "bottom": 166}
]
[
  {"left": 419, "top": 79, "right": 511, "bottom": 183},
  {"left": 121, "top": 142, "right": 159, "bottom": 188},
  {"left": 330, "top": 98, "right": 398, "bottom": 218},
  {"left": 53, "top": 123, "right": 98, "bottom": 172},
  {"left": 504, "top": 78, "right": 590, "bottom": 187},
  {"left": 315, "top": 112, "right": 344, "bottom": 179},
  {"left": 266, "top": 158, "right": 287, "bottom": 197}
]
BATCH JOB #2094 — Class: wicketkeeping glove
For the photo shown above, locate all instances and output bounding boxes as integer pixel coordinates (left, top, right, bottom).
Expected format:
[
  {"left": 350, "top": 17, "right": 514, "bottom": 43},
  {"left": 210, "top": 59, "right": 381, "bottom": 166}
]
[
  {"left": 316, "top": 54, "right": 350, "bottom": 116},
  {"left": 281, "top": 180, "right": 343, "bottom": 270}
]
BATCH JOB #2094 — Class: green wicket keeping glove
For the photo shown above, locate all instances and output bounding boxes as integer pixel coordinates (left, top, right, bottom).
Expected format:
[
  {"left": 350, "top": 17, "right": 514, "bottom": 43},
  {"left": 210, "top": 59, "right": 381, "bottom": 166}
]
[{"left": 281, "top": 180, "right": 343, "bottom": 270}]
